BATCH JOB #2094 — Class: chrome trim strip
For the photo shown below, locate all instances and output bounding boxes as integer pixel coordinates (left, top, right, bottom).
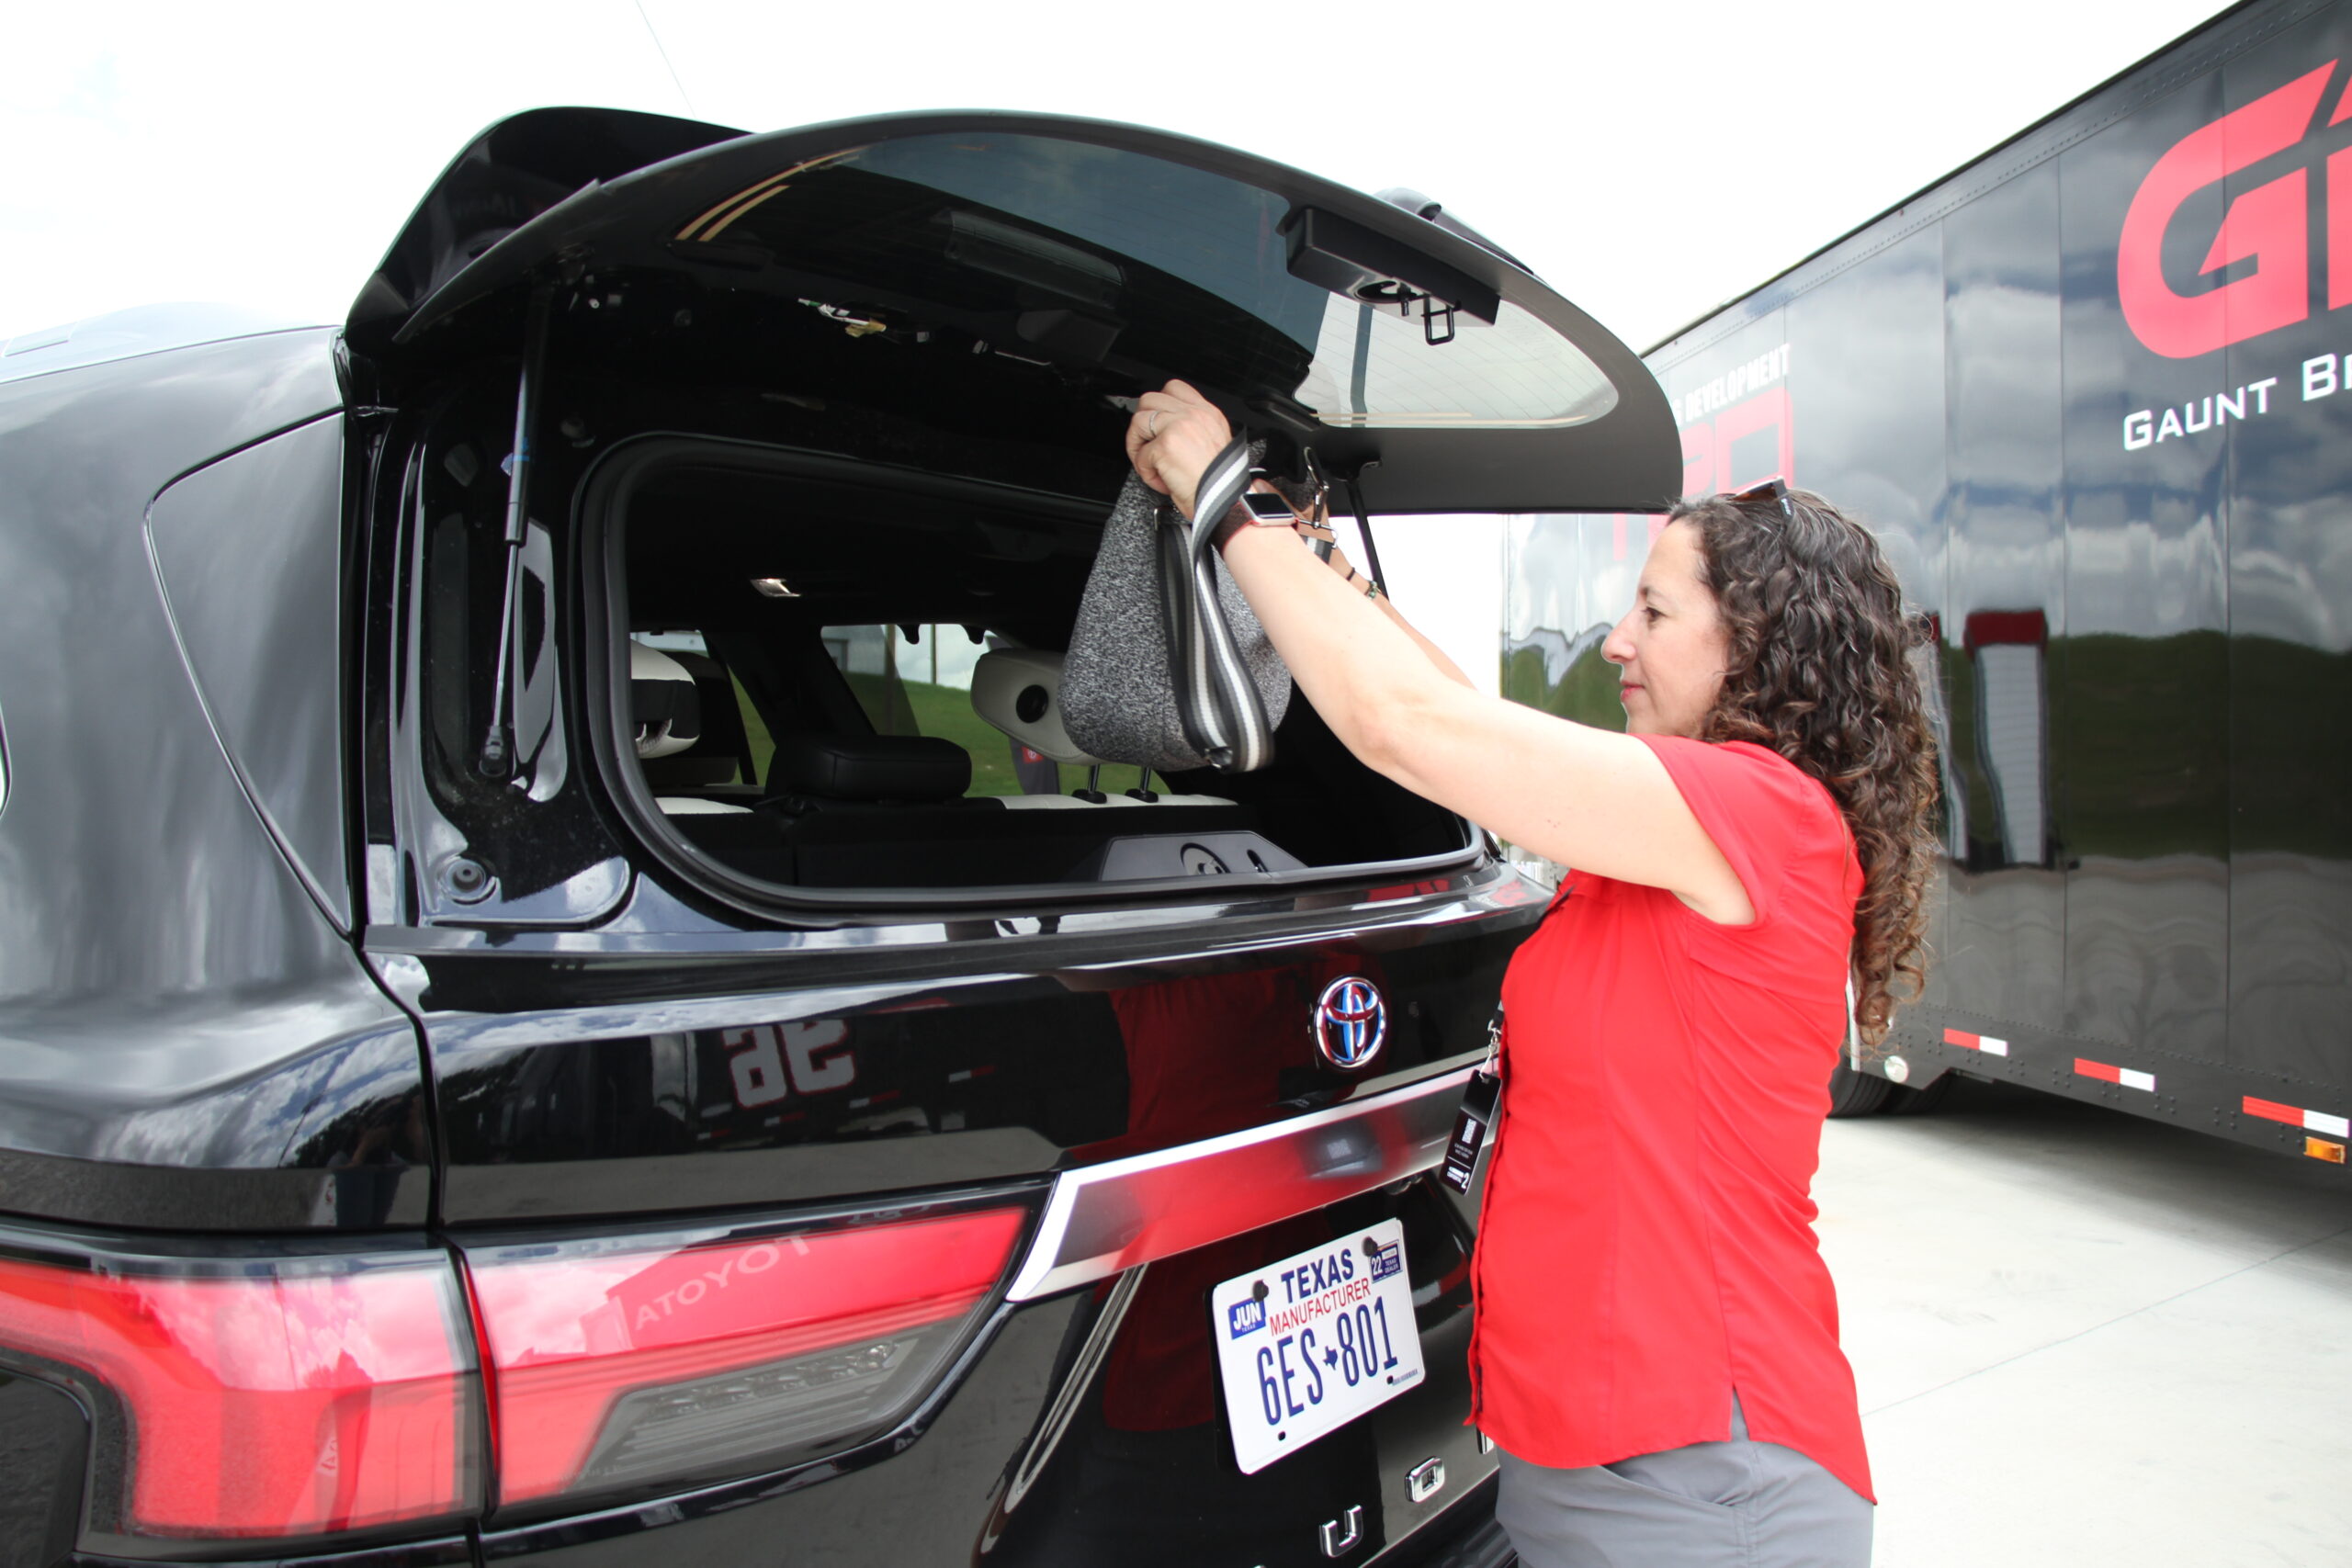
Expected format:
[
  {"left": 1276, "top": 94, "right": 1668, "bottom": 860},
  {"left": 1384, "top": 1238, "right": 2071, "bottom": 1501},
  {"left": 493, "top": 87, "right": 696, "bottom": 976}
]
[
  {"left": 1001, "top": 1264, "right": 1147, "bottom": 1513},
  {"left": 1004, "top": 1066, "right": 1473, "bottom": 1302}
]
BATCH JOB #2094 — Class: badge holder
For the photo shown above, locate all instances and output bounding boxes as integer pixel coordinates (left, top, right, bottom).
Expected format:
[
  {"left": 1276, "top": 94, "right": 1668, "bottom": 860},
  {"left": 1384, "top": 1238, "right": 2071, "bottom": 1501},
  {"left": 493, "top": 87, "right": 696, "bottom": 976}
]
[{"left": 1441, "top": 1005, "right": 1504, "bottom": 1194}]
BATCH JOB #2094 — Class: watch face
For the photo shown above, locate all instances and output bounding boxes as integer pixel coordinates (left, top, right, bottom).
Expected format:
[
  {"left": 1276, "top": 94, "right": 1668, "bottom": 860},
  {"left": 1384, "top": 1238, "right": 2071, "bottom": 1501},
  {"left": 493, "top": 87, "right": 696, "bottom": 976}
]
[{"left": 1241, "top": 491, "right": 1295, "bottom": 522}]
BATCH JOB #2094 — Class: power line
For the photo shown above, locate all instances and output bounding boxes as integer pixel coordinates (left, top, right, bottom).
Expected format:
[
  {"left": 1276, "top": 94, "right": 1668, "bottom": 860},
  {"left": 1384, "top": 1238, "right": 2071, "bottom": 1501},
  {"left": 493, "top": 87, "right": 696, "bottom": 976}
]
[{"left": 631, "top": 0, "right": 695, "bottom": 117}]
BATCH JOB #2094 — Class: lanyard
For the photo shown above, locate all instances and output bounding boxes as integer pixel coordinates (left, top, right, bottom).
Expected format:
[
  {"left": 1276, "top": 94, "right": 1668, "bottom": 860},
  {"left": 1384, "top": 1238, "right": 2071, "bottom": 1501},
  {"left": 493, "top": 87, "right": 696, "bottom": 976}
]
[
  {"left": 1846, "top": 976, "right": 1861, "bottom": 1071},
  {"left": 1441, "top": 1003, "right": 1504, "bottom": 1195}
]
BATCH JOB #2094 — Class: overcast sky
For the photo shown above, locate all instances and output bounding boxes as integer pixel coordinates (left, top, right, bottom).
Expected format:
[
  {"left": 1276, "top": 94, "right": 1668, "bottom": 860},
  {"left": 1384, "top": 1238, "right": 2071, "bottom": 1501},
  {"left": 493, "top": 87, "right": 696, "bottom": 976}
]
[
  {"left": 1, "top": 2, "right": 2233, "bottom": 681},
  {"left": 6, "top": 1, "right": 2229, "bottom": 355}
]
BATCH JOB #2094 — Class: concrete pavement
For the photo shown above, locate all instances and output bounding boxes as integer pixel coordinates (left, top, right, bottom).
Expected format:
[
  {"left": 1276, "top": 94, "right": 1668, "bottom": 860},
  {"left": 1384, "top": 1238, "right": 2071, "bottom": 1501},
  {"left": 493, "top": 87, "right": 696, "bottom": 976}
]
[{"left": 1817, "top": 1076, "right": 2352, "bottom": 1567}]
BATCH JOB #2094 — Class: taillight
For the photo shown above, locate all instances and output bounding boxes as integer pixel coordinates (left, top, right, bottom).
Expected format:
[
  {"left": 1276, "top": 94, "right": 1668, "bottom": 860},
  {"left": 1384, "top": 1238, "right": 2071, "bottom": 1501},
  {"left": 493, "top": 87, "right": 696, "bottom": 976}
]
[
  {"left": 465, "top": 1199, "right": 1031, "bottom": 1516},
  {"left": 0, "top": 1244, "right": 481, "bottom": 1547}
]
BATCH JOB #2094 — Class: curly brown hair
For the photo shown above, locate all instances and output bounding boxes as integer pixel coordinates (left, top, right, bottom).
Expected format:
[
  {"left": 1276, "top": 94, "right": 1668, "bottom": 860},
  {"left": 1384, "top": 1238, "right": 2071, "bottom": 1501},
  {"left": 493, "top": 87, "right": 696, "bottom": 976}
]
[{"left": 1666, "top": 486, "right": 1940, "bottom": 1043}]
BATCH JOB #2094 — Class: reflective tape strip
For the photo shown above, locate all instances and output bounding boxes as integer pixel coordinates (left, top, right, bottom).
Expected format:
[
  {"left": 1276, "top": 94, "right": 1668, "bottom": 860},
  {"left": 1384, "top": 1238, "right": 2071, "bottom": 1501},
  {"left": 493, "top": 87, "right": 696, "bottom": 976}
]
[
  {"left": 2075, "top": 1058, "right": 2154, "bottom": 1091},
  {"left": 1941, "top": 1028, "right": 2010, "bottom": 1056},
  {"left": 2244, "top": 1097, "right": 2350, "bottom": 1138}
]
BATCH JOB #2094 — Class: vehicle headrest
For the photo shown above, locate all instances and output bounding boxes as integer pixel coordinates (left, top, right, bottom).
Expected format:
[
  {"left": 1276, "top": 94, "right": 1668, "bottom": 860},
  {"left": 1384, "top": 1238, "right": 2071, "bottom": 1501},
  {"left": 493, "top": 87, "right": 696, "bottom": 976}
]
[
  {"left": 631, "top": 642, "right": 702, "bottom": 759},
  {"left": 771, "top": 733, "right": 971, "bottom": 803},
  {"left": 969, "top": 648, "right": 1104, "bottom": 765}
]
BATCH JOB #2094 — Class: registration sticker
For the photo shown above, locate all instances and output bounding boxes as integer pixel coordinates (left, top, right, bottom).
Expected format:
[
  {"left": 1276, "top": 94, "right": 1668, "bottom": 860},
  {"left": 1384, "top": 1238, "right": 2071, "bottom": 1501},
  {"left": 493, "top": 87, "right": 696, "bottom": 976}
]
[{"left": 1209, "top": 1218, "right": 1426, "bottom": 1475}]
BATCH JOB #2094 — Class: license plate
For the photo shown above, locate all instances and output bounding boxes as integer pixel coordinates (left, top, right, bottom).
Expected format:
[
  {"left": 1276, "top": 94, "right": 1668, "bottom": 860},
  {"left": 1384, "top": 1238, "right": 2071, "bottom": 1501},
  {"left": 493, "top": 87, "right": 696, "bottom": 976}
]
[{"left": 1209, "top": 1218, "right": 1426, "bottom": 1475}]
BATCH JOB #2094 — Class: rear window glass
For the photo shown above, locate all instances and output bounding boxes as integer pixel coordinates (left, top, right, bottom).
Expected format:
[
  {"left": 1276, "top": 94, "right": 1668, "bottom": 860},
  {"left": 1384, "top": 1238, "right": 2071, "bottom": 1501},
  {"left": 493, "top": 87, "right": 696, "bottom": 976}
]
[
  {"left": 610, "top": 453, "right": 1476, "bottom": 895},
  {"left": 675, "top": 132, "right": 1617, "bottom": 432}
]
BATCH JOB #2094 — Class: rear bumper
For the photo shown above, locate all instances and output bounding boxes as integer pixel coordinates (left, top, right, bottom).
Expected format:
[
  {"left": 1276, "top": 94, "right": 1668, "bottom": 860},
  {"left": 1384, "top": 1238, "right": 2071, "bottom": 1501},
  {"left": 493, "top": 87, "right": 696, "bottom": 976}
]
[{"left": 1381, "top": 1475, "right": 1513, "bottom": 1568}]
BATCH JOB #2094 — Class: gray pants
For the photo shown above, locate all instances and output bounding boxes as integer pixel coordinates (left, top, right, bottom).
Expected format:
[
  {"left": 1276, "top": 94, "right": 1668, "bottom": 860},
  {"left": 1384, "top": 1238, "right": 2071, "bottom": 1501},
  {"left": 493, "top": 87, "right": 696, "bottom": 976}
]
[{"left": 1494, "top": 1396, "right": 1872, "bottom": 1568}]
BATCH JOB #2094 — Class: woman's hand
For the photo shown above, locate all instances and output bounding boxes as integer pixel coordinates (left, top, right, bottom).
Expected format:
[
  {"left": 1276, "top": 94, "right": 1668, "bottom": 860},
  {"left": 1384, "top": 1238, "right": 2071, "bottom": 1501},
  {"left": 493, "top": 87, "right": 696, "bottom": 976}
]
[
  {"left": 1125, "top": 379, "right": 1232, "bottom": 519},
  {"left": 1121, "top": 382, "right": 1744, "bottom": 918}
]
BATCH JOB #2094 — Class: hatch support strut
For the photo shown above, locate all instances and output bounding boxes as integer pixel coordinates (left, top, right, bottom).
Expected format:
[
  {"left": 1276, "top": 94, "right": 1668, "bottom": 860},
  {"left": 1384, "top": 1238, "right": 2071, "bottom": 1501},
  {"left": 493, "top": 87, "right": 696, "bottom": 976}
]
[
  {"left": 1343, "top": 475, "right": 1389, "bottom": 594},
  {"left": 479, "top": 285, "right": 553, "bottom": 779}
]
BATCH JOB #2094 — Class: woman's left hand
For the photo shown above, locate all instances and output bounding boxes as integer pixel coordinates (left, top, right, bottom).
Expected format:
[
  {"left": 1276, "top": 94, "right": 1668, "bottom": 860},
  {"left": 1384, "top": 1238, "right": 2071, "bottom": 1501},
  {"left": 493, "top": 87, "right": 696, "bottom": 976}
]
[{"left": 1126, "top": 379, "right": 1232, "bottom": 519}]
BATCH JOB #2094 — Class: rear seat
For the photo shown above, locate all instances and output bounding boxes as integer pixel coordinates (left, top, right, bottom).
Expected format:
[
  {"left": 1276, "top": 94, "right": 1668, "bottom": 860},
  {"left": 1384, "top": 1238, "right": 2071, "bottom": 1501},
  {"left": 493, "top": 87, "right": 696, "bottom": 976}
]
[
  {"left": 631, "top": 642, "right": 752, "bottom": 814},
  {"left": 967, "top": 649, "right": 1231, "bottom": 807},
  {"left": 665, "top": 729, "right": 1274, "bottom": 886},
  {"left": 663, "top": 648, "right": 1297, "bottom": 887}
]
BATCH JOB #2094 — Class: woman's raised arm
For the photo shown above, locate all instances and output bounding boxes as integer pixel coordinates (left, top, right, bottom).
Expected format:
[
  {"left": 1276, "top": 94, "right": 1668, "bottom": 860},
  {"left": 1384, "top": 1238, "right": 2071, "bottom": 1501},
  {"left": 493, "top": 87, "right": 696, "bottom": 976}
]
[
  {"left": 1129, "top": 380, "right": 1749, "bottom": 923},
  {"left": 1219, "top": 522, "right": 1748, "bottom": 922}
]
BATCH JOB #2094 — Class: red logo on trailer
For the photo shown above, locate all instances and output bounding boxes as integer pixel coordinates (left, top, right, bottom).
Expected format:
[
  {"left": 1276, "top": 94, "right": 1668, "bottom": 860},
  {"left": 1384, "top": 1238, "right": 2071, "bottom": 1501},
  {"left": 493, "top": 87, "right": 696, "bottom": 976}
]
[
  {"left": 1680, "top": 389, "right": 1792, "bottom": 498},
  {"left": 2118, "top": 59, "right": 2352, "bottom": 358},
  {"left": 1671, "top": 345, "right": 1794, "bottom": 499}
]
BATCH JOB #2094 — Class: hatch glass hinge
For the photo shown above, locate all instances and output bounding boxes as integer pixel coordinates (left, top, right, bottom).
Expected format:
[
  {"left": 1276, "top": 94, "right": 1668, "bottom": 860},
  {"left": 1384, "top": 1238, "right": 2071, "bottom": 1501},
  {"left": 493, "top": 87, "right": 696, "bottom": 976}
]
[{"left": 1421, "top": 297, "right": 1457, "bottom": 346}]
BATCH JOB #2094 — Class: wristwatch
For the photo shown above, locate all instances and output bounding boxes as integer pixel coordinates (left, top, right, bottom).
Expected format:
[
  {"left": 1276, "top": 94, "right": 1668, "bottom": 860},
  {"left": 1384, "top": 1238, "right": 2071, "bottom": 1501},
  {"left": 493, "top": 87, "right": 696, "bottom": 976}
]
[{"left": 1237, "top": 490, "right": 1304, "bottom": 526}]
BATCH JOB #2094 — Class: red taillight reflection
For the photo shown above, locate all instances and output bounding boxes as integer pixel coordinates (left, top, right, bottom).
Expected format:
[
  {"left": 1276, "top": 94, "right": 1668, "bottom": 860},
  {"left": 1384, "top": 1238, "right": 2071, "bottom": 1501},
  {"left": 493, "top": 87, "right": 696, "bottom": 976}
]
[
  {"left": 0, "top": 1254, "right": 480, "bottom": 1540},
  {"left": 469, "top": 1207, "right": 1026, "bottom": 1508}
]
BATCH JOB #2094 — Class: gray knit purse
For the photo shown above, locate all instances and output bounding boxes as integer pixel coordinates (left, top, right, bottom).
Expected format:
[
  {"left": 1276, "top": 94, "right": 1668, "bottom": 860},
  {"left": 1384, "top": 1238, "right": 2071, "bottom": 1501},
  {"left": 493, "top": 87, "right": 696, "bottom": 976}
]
[{"left": 1062, "top": 437, "right": 1292, "bottom": 773}]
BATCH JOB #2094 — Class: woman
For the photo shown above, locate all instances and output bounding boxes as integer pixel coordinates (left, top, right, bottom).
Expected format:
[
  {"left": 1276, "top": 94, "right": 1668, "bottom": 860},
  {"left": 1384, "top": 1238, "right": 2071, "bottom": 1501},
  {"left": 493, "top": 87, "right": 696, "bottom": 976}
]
[{"left": 1126, "top": 380, "right": 1939, "bottom": 1567}]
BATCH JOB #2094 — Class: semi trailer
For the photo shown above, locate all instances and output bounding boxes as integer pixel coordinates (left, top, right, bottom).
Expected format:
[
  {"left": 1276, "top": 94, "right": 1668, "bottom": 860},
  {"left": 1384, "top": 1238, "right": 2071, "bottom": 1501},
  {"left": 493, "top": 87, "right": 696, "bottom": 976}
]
[{"left": 1505, "top": 0, "right": 2352, "bottom": 1165}]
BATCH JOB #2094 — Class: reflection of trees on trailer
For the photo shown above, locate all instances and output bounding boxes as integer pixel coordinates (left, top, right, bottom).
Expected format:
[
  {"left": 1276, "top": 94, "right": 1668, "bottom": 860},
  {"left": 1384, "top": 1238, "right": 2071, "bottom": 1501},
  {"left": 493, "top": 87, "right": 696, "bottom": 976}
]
[{"left": 1503, "top": 0, "right": 2352, "bottom": 1164}]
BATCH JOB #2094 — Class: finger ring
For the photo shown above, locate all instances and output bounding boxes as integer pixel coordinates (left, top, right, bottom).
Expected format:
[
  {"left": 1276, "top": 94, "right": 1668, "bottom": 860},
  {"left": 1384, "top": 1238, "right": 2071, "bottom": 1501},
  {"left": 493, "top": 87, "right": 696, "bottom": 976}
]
[{"left": 1145, "top": 411, "right": 1160, "bottom": 440}]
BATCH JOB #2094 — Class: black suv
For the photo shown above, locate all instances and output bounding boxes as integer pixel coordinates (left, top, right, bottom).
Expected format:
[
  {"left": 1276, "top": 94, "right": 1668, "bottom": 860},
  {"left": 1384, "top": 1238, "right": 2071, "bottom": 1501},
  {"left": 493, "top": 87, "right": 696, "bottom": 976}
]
[{"left": 0, "top": 109, "right": 1673, "bottom": 1568}]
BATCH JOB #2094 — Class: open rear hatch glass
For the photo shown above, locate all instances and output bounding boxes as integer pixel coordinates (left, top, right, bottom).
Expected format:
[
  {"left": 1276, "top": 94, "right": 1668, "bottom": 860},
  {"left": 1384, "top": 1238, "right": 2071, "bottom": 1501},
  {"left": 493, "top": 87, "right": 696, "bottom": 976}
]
[
  {"left": 349, "top": 109, "right": 1677, "bottom": 514},
  {"left": 355, "top": 109, "right": 1683, "bottom": 921}
]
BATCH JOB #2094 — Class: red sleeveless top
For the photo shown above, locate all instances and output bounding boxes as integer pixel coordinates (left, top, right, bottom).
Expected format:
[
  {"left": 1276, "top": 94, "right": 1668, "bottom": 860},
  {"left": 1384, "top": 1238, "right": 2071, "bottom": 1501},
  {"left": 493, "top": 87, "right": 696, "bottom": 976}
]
[{"left": 1466, "top": 736, "right": 1873, "bottom": 1503}]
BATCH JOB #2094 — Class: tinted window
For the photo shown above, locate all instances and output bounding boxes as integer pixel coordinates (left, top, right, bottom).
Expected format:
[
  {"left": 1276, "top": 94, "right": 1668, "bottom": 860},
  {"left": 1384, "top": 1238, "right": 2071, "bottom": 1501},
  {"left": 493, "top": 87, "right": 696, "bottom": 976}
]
[{"left": 683, "top": 133, "right": 1618, "bottom": 432}]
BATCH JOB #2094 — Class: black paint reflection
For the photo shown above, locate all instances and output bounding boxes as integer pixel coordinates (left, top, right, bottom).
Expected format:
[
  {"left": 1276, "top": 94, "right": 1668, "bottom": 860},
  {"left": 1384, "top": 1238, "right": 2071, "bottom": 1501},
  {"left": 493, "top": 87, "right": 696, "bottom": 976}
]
[
  {"left": 1509, "top": 6, "right": 2352, "bottom": 1124},
  {"left": 1070, "top": 949, "right": 1365, "bottom": 1159},
  {"left": 2058, "top": 71, "right": 2233, "bottom": 1062},
  {"left": 1939, "top": 162, "right": 2068, "bottom": 1029},
  {"left": 0, "top": 333, "right": 430, "bottom": 1231},
  {"left": 147, "top": 413, "right": 352, "bottom": 931},
  {"left": 427, "top": 903, "right": 1514, "bottom": 1223},
  {"left": 980, "top": 1213, "right": 1474, "bottom": 1568},
  {"left": 431, "top": 977, "right": 1127, "bottom": 1221},
  {"left": 2221, "top": 8, "right": 2352, "bottom": 1098},
  {"left": 976, "top": 951, "right": 1481, "bottom": 1568}
]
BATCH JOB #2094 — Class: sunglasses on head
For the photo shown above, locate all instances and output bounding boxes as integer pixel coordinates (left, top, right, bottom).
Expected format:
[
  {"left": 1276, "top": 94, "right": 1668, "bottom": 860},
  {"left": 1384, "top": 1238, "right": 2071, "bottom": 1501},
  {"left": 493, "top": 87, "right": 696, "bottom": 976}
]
[{"left": 1730, "top": 478, "right": 1796, "bottom": 523}]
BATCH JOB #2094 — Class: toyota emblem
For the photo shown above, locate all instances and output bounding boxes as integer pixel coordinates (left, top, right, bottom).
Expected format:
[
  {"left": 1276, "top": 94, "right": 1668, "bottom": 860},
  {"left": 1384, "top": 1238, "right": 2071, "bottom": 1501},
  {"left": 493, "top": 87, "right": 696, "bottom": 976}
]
[{"left": 1314, "top": 976, "right": 1387, "bottom": 1070}]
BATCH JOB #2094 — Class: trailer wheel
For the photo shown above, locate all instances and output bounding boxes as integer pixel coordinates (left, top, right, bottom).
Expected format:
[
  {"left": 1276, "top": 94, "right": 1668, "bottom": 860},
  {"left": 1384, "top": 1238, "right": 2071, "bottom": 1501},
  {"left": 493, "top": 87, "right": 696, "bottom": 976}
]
[
  {"left": 1826, "top": 1062, "right": 1892, "bottom": 1117},
  {"left": 1882, "top": 1073, "right": 1955, "bottom": 1115}
]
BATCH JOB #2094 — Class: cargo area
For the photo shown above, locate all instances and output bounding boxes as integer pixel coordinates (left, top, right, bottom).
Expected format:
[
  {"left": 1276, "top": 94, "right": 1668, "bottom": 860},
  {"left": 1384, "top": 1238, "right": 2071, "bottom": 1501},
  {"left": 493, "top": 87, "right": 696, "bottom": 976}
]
[{"left": 586, "top": 438, "right": 1472, "bottom": 895}]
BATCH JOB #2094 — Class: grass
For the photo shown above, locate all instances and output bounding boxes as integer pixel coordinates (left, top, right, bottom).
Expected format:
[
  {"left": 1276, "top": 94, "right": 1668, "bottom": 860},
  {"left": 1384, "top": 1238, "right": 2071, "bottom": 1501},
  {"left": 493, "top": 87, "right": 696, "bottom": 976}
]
[
  {"left": 1504, "top": 641, "right": 1626, "bottom": 732},
  {"left": 1502, "top": 626, "right": 2352, "bottom": 862},
  {"left": 732, "top": 680, "right": 775, "bottom": 787}
]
